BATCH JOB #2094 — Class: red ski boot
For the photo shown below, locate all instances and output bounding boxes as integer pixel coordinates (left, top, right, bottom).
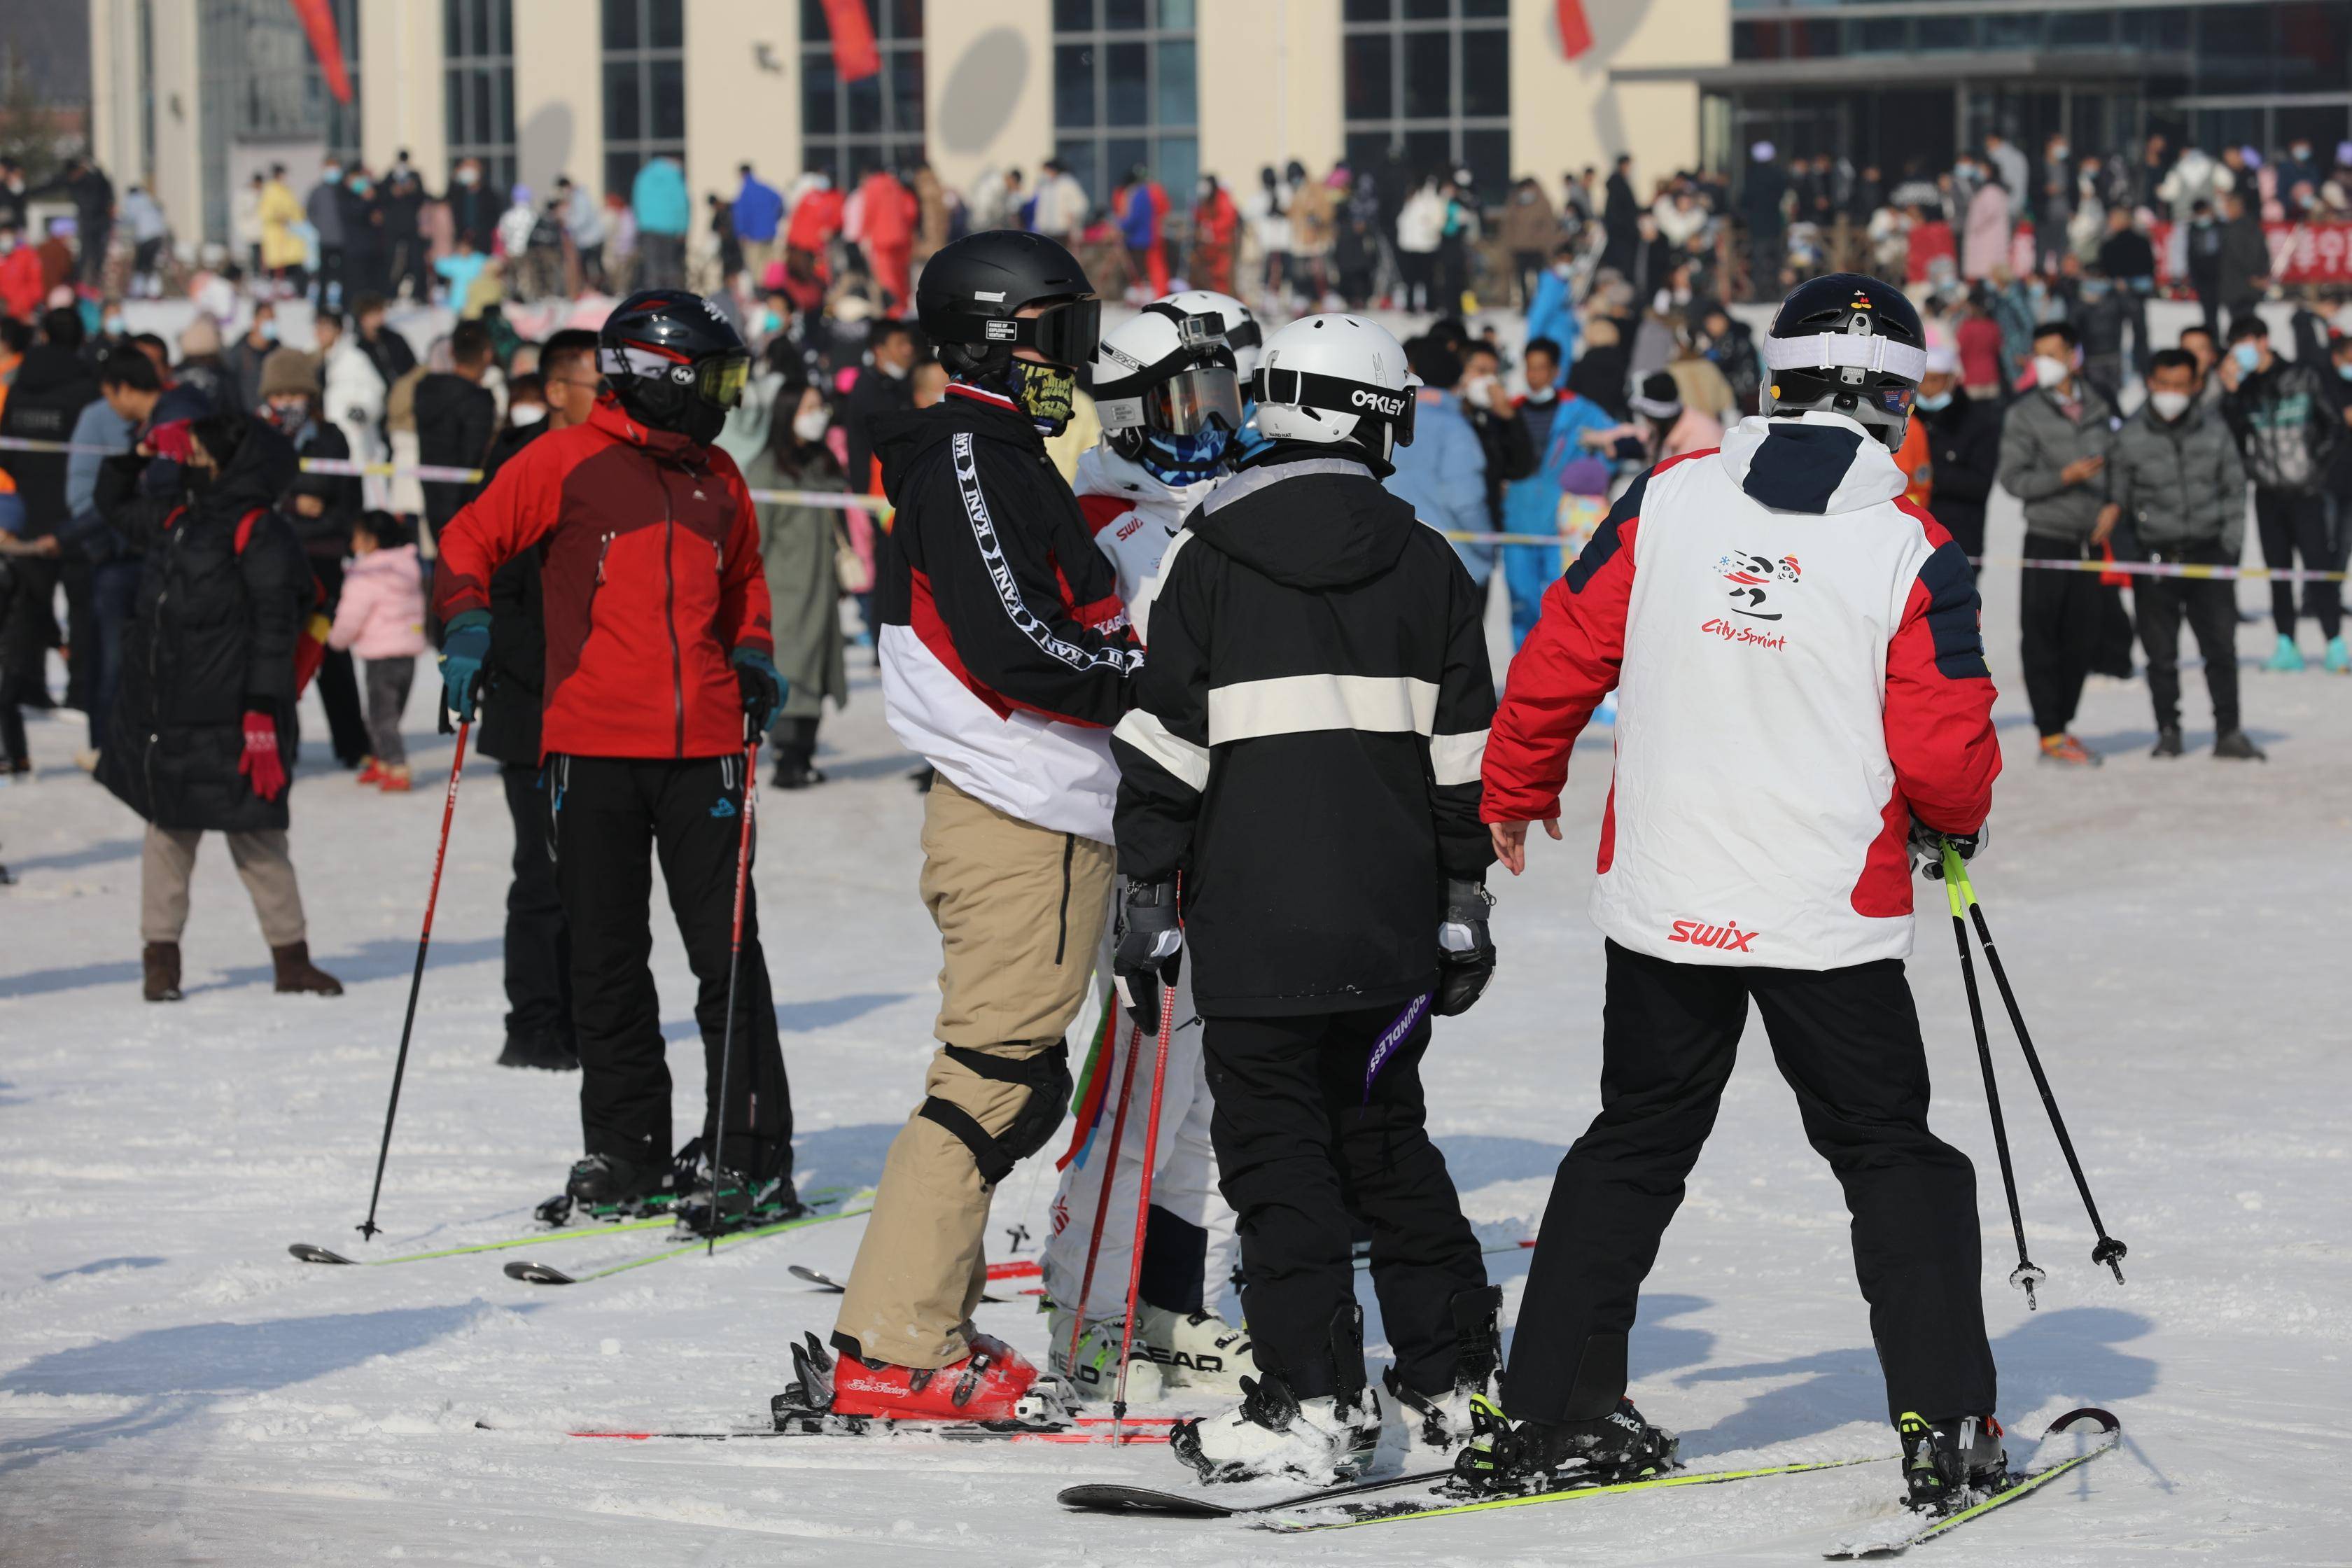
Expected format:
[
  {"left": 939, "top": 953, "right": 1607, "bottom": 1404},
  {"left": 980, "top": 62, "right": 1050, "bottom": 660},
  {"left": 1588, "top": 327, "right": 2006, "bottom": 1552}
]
[{"left": 772, "top": 1331, "right": 1081, "bottom": 1434}]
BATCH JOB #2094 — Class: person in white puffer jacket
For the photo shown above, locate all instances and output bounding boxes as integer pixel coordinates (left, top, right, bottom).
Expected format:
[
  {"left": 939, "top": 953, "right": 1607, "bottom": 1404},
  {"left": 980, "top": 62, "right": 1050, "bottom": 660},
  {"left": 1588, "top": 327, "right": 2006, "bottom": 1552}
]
[{"left": 1041, "top": 294, "right": 1259, "bottom": 1405}]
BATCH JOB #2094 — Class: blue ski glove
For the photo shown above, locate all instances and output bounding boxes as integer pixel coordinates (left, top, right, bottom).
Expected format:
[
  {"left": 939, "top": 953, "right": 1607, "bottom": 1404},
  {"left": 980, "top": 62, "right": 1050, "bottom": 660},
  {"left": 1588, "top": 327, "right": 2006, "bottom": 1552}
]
[
  {"left": 731, "top": 646, "right": 788, "bottom": 737},
  {"left": 438, "top": 610, "right": 492, "bottom": 724},
  {"left": 1112, "top": 880, "right": 1183, "bottom": 1035}
]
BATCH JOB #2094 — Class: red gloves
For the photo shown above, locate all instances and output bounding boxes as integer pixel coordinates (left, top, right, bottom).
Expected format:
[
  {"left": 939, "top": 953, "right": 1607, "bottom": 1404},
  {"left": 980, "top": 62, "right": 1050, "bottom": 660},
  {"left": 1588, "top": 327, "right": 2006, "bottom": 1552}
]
[{"left": 239, "top": 710, "right": 286, "bottom": 802}]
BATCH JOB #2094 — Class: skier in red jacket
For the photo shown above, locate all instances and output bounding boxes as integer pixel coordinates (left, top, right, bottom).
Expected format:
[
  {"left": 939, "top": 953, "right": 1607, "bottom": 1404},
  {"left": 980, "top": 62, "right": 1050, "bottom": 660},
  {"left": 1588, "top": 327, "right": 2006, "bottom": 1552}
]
[{"left": 432, "top": 290, "right": 796, "bottom": 1230}]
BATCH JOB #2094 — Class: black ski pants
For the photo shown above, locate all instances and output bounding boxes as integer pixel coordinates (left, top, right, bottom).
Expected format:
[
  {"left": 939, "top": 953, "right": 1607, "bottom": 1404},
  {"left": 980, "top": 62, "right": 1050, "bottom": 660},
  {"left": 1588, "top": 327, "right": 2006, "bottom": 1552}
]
[
  {"left": 1507, "top": 942, "right": 1996, "bottom": 1429},
  {"left": 549, "top": 752, "right": 791, "bottom": 1178},
  {"left": 2134, "top": 556, "right": 2241, "bottom": 734},
  {"left": 1203, "top": 1004, "right": 1487, "bottom": 1401},
  {"left": 2018, "top": 535, "right": 2102, "bottom": 737},
  {"left": 501, "top": 762, "right": 573, "bottom": 1046},
  {"left": 2254, "top": 489, "right": 2341, "bottom": 640}
]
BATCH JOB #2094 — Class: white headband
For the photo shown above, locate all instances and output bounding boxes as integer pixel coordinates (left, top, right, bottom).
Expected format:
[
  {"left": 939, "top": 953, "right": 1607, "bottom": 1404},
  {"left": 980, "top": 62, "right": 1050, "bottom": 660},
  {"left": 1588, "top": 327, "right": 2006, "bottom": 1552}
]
[{"left": 1763, "top": 331, "right": 1929, "bottom": 382}]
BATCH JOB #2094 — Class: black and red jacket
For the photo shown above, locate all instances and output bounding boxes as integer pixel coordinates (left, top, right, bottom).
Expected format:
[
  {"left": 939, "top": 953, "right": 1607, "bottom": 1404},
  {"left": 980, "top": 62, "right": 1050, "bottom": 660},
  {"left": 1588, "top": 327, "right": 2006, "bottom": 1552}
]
[
  {"left": 431, "top": 394, "right": 773, "bottom": 762},
  {"left": 871, "top": 384, "right": 1140, "bottom": 841}
]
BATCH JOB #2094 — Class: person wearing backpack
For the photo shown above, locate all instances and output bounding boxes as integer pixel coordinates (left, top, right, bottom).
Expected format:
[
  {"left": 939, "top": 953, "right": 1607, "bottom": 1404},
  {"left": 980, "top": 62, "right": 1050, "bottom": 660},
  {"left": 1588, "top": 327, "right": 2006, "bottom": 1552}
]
[{"left": 92, "top": 411, "right": 343, "bottom": 1002}]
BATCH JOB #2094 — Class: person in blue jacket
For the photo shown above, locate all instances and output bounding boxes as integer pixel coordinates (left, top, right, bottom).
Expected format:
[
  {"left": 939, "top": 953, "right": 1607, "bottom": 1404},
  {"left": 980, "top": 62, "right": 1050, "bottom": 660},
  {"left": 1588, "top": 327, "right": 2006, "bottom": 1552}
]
[
  {"left": 732, "top": 163, "right": 785, "bottom": 279},
  {"left": 1500, "top": 336, "right": 1618, "bottom": 647},
  {"left": 631, "top": 155, "right": 691, "bottom": 288},
  {"left": 1385, "top": 337, "right": 1492, "bottom": 583},
  {"left": 1522, "top": 243, "right": 1582, "bottom": 383}
]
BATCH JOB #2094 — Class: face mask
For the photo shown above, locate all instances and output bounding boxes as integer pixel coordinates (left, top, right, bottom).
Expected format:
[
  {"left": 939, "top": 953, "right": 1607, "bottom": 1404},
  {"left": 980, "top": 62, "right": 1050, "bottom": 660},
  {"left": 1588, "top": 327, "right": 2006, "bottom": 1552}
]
[
  {"left": 2337, "top": 363, "right": 2352, "bottom": 382},
  {"left": 792, "top": 407, "right": 830, "bottom": 443},
  {"left": 262, "top": 400, "right": 309, "bottom": 435},
  {"left": 258, "top": 321, "right": 279, "bottom": 343},
  {"left": 457, "top": 169, "right": 478, "bottom": 186},
  {"left": 2231, "top": 343, "right": 2262, "bottom": 374},
  {"left": 103, "top": 313, "right": 126, "bottom": 335},
  {"left": 878, "top": 358, "right": 909, "bottom": 382},
  {"left": 2052, "top": 144, "right": 2068, "bottom": 161},
  {"left": 2148, "top": 391, "right": 2192, "bottom": 421},
  {"left": 2079, "top": 281, "right": 2108, "bottom": 300},
  {"left": 1013, "top": 360, "right": 1077, "bottom": 435},
  {"left": 2033, "top": 354, "right": 2072, "bottom": 389},
  {"left": 1914, "top": 389, "right": 1953, "bottom": 412},
  {"left": 1139, "top": 424, "right": 1232, "bottom": 485},
  {"left": 1551, "top": 260, "right": 1573, "bottom": 278},
  {"left": 322, "top": 166, "right": 341, "bottom": 183},
  {"left": 1524, "top": 383, "right": 1558, "bottom": 405},
  {"left": 508, "top": 403, "right": 546, "bottom": 427},
  {"left": 2293, "top": 146, "right": 2311, "bottom": 162}
]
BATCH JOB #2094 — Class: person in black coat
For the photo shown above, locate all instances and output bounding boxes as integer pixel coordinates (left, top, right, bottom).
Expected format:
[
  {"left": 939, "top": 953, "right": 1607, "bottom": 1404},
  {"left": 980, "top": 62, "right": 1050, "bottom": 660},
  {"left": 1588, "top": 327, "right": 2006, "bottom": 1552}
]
[
  {"left": 1910, "top": 350, "right": 2003, "bottom": 574},
  {"left": 259, "top": 347, "right": 373, "bottom": 767},
  {"left": 1599, "top": 155, "right": 1639, "bottom": 278},
  {"left": 414, "top": 320, "right": 499, "bottom": 535},
  {"left": 0, "top": 309, "right": 101, "bottom": 771},
  {"left": 840, "top": 318, "right": 919, "bottom": 496},
  {"left": 92, "top": 412, "right": 343, "bottom": 1002}
]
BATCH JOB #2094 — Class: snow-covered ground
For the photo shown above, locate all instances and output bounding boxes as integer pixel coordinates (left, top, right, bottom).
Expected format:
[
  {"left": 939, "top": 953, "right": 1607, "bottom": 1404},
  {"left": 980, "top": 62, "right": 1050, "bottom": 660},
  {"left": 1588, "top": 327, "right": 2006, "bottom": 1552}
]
[{"left": 4, "top": 476, "right": 2351, "bottom": 1565}]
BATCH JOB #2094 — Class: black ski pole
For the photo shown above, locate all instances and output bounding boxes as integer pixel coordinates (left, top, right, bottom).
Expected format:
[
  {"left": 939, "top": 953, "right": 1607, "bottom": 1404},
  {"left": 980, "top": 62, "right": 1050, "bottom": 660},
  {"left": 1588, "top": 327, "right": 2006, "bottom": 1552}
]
[
  {"left": 705, "top": 734, "right": 759, "bottom": 1256},
  {"left": 1940, "top": 842, "right": 2045, "bottom": 1310},
  {"left": 1948, "top": 855, "right": 2129, "bottom": 1284},
  {"left": 357, "top": 720, "right": 470, "bottom": 1240}
]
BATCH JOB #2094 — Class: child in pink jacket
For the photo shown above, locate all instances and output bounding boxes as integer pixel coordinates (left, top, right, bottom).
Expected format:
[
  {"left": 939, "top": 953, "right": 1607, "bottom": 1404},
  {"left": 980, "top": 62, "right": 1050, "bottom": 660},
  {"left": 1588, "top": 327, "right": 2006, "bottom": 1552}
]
[{"left": 327, "top": 512, "right": 428, "bottom": 792}]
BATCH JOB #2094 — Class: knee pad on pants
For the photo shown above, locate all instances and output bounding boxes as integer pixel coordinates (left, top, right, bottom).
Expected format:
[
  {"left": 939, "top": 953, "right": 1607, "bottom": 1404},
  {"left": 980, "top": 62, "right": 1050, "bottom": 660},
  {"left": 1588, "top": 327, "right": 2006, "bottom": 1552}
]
[{"left": 918, "top": 1043, "right": 1071, "bottom": 1187}]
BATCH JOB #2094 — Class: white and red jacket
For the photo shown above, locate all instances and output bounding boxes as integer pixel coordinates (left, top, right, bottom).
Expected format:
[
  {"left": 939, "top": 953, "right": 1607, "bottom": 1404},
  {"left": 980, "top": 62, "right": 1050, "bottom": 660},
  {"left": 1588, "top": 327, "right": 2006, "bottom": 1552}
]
[
  {"left": 1483, "top": 411, "right": 1999, "bottom": 970},
  {"left": 1071, "top": 442, "right": 1219, "bottom": 640}
]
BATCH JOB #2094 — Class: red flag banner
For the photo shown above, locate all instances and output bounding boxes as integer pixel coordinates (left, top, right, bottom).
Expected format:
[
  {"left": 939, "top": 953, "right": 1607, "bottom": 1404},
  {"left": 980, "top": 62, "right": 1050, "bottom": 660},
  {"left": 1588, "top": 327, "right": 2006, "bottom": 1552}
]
[
  {"left": 1557, "top": 0, "right": 1594, "bottom": 59},
  {"left": 821, "top": 0, "right": 882, "bottom": 83},
  {"left": 288, "top": 0, "right": 354, "bottom": 106}
]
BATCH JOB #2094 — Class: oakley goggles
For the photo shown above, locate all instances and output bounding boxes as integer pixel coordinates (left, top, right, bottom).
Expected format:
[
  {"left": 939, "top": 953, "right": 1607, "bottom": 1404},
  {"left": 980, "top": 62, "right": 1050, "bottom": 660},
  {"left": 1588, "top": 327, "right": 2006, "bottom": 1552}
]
[
  {"left": 1252, "top": 365, "right": 1420, "bottom": 447},
  {"left": 602, "top": 343, "right": 753, "bottom": 408},
  {"left": 1098, "top": 363, "right": 1245, "bottom": 438},
  {"left": 960, "top": 295, "right": 1103, "bottom": 368}
]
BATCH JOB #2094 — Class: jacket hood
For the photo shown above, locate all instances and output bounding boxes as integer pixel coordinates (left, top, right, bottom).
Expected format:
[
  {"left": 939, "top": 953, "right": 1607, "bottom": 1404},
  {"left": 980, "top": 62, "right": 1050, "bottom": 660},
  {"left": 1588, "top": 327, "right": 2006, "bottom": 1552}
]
[
  {"left": 1715, "top": 411, "right": 1905, "bottom": 515},
  {"left": 1188, "top": 454, "right": 1419, "bottom": 589},
  {"left": 13, "top": 343, "right": 97, "bottom": 395},
  {"left": 197, "top": 419, "right": 300, "bottom": 519},
  {"left": 1072, "top": 441, "right": 1223, "bottom": 513},
  {"left": 872, "top": 385, "right": 1042, "bottom": 504},
  {"left": 585, "top": 391, "right": 710, "bottom": 466}
]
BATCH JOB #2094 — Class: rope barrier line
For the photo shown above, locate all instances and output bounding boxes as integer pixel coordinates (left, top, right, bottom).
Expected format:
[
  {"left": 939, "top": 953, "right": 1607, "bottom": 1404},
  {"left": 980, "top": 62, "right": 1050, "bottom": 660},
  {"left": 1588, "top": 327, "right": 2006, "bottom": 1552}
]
[{"left": 6, "top": 435, "right": 2340, "bottom": 578}]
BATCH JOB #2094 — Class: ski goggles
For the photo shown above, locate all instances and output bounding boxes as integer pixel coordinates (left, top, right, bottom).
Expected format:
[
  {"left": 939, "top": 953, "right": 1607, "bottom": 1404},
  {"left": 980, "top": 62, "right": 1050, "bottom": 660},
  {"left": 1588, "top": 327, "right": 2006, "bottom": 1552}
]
[
  {"left": 1252, "top": 365, "right": 1420, "bottom": 447},
  {"left": 601, "top": 344, "right": 753, "bottom": 409},
  {"left": 959, "top": 296, "right": 1103, "bottom": 369},
  {"left": 1097, "top": 364, "right": 1245, "bottom": 438}
]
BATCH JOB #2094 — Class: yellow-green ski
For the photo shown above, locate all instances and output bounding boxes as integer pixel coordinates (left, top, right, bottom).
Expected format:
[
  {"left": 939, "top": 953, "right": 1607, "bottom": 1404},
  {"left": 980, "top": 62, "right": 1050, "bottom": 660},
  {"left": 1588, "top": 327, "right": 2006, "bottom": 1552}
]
[{"left": 501, "top": 1191, "right": 875, "bottom": 1285}]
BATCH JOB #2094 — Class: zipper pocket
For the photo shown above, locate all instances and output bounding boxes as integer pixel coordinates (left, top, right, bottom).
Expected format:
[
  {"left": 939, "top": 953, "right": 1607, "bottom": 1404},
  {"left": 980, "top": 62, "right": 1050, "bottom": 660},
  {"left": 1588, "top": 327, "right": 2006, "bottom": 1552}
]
[
  {"left": 1055, "top": 834, "right": 1075, "bottom": 965},
  {"left": 576, "top": 532, "right": 615, "bottom": 662}
]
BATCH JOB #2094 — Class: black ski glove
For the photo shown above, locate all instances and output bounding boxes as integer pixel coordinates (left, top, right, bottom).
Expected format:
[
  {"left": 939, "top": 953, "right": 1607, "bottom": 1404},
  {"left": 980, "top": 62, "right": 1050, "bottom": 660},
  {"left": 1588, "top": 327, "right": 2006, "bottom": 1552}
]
[
  {"left": 1112, "top": 879, "right": 1183, "bottom": 1035},
  {"left": 1434, "top": 878, "right": 1496, "bottom": 1017},
  {"left": 1909, "top": 816, "right": 1987, "bottom": 878}
]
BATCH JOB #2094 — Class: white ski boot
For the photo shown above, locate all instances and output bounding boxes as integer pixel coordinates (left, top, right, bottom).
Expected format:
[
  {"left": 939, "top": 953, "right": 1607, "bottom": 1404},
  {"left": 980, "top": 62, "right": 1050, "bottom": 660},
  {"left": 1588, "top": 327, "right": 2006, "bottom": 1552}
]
[
  {"left": 1382, "top": 1284, "right": 1504, "bottom": 1453},
  {"left": 1170, "top": 1373, "right": 1382, "bottom": 1485},
  {"left": 1046, "top": 1309, "right": 1166, "bottom": 1403},
  {"left": 1136, "top": 1303, "right": 1256, "bottom": 1395}
]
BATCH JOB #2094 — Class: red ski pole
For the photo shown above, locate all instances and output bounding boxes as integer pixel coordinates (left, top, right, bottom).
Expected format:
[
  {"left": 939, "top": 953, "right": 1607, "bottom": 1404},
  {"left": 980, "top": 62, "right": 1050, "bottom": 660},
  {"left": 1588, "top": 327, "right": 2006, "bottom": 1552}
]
[
  {"left": 706, "top": 735, "right": 759, "bottom": 1254},
  {"left": 1109, "top": 997, "right": 1177, "bottom": 1444},
  {"left": 1064, "top": 1020, "right": 1144, "bottom": 1388},
  {"left": 356, "top": 720, "right": 470, "bottom": 1240}
]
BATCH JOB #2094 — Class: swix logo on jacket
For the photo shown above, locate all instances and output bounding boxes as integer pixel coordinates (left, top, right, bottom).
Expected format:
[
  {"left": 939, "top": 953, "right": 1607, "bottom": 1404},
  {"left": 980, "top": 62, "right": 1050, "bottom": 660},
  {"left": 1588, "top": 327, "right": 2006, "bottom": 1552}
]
[
  {"left": 870, "top": 391, "right": 1140, "bottom": 841},
  {"left": 431, "top": 396, "right": 772, "bottom": 761},
  {"left": 1072, "top": 443, "right": 1221, "bottom": 640},
  {"left": 1483, "top": 411, "right": 2000, "bottom": 971}
]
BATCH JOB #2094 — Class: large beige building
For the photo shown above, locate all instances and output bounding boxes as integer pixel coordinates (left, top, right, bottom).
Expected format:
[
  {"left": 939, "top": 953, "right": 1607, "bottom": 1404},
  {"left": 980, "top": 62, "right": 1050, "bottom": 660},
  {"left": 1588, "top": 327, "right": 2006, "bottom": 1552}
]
[{"left": 86, "top": 0, "right": 1721, "bottom": 253}]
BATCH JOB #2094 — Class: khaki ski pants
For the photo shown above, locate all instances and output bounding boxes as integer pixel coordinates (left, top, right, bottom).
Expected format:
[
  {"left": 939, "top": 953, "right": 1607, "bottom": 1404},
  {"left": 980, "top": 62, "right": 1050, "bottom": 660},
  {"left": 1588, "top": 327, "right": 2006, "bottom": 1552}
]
[{"left": 834, "top": 777, "right": 1114, "bottom": 1368}]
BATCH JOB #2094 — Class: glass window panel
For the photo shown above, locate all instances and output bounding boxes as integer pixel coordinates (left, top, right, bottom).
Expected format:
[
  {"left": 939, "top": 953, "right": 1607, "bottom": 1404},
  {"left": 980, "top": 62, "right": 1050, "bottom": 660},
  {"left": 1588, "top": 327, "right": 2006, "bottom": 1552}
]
[
  {"left": 1345, "top": 130, "right": 1396, "bottom": 174},
  {"left": 1054, "top": 0, "right": 1094, "bottom": 31},
  {"left": 606, "top": 150, "right": 639, "bottom": 201},
  {"left": 2119, "top": 7, "right": 2189, "bottom": 52},
  {"left": 802, "top": 0, "right": 830, "bottom": 43},
  {"left": 1853, "top": 18, "right": 1908, "bottom": 53},
  {"left": 1106, "top": 41, "right": 1148, "bottom": 126},
  {"left": 448, "top": 0, "right": 465, "bottom": 55},
  {"left": 444, "top": 70, "right": 465, "bottom": 144},
  {"left": 1156, "top": 135, "right": 1198, "bottom": 206},
  {"left": 892, "top": 48, "right": 925, "bottom": 134},
  {"left": 1158, "top": 0, "right": 1196, "bottom": 28},
  {"left": 651, "top": 57, "right": 685, "bottom": 139},
  {"left": 1461, "top": 127, "right": 1509, "bottom": 202},
  {"left": 1917, "top": 15, "right": 1974, "bottom": 50},
  {"left": 891, "top": 0, "right": 923, "bottom": 38},
  {"left": 2275, "top": 2, "right": 2346, "bottom": 92},
  {"left": 1056, "top": 43, "right": 1096, "bottom": 128},
  {"left": 2048, "top": 12, "right": 2108, "bottom": 49},
  {"left": 1404, "top": 30, "right": 1451, "bottom": 119},
  {"left": 2195, "top": 6, "right": 2267, "bottom": 92},
  {"left": 1107, "top": 136, "right": 1150, "bottom": 194},
  {"left": 802, "top": 53, "right": 837, "bottom": 135},
  {"left": 474, "top": 71, "right": 493, "bottom": 147},
  {"left": 804, "top": 139, "right": 834, "bottom": 176},
  {"left": 649, "top": 0, "right": 683, "bottom": 50},
  {"left": 1462, "top": 0, "right": 1507, "bottom": 16},
  {"left": 604, "top": 59, "right": 640, "bottom": 141},
  {"left": 846, "top": 69, "right": 883, "bottom": 135},
  {"left": 1105, "top": 0, "right": 1147, "bottom": 29},
  {"left": 1403, "top": 0, "right": 1448, "bottom": 20},
  {"left": 1981, "top": 13, "right": 2039, "bottom": 50},
  {"left": 1058, "top": 139, "right": 1100, "bottom": 209},
  {"left": 603, "top": 0, "right": 636, "bottom": 50},
  {"left": 1403, "top": 127, "right": 1451, "bottom": 179},
  {"left": 1158, "top": 38, "right": 1196, "bottom": 127},
  {"left": 1732, "top": 21, "right": 1772, "bottom": 61},
  {"left": 492, "top": 0, "right": 510, "bottom": 55},
  {"left": 1345, "top": 31, "right": 1392, "bottom": 118},
  {"left": 497, "top": 70, "right": 514, "bottom": 142},
  {"left": 1461, "top": 27, "right": 1508, "bottom": 118},
  {"left": 1343, "top": 0, "right": 1392, "bottom": 22},
  {"left": 472, "top": 0, "right": 490, "bottom": 59}
]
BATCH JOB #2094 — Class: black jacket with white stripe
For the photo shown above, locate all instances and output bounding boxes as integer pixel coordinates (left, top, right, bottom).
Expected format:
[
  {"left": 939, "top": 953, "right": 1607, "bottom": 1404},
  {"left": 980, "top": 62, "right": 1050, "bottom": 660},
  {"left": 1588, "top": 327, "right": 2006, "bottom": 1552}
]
[
  {"left": 1113, "top": 444, "right": 1497, "bottom": 1018},
  {"left": 872, "top": 384, "right": 1141, "bottom": 840}
]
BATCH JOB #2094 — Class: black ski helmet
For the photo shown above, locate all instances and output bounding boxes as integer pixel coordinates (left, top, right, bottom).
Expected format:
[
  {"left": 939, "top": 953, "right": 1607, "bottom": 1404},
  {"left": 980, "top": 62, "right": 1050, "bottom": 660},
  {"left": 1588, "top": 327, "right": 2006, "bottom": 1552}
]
[
  {"left": 597, "top": 288, "right": 752, "bottom": 445},
  {"left": 915, "top": 230, "right": 1102, "bottom": 379},
  {"left": 1762, "top": 272, "right": 1928, "bottom": 451}
]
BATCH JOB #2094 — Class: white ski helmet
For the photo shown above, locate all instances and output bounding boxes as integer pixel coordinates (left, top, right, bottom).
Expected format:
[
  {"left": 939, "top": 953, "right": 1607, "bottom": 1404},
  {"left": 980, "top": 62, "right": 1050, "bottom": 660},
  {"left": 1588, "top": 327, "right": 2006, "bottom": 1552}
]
[
  {"left": 1154, "top": 288, "right": 1262, "bottom": 381},
  {"left": 1250, "top": 314, "right": 1419, "bottom": 462},
  {"left": 1088, "top": 301, "right": 1245, "bottom": 482}
]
